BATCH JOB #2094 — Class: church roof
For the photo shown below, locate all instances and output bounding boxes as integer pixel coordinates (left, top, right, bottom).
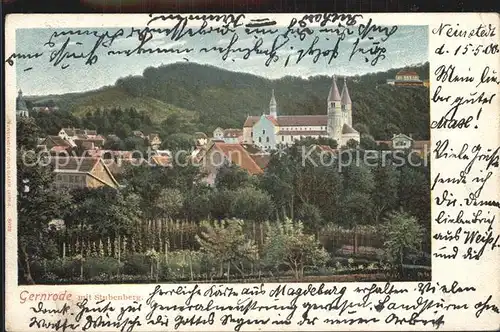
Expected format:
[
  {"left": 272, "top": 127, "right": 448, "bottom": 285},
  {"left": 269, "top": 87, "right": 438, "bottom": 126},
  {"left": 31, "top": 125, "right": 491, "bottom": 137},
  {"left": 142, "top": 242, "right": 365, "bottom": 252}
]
[
  {"left": 16, "top": 90, "right": 28, "bottom": 111},
  {"left": 277, "top": 115, "right": 327, "bottom": 126},
  {"left": 342, "top": 124, "right": 358, "bottom": 134},
  {"left": 341, "top": 78, "right": 352, "bottom": 105},
  {"left": 244, "top": 115, "right": 328, "bottom": 127},
  {"left": 328, "top": 76, "right": 341, "bottom": 102}
]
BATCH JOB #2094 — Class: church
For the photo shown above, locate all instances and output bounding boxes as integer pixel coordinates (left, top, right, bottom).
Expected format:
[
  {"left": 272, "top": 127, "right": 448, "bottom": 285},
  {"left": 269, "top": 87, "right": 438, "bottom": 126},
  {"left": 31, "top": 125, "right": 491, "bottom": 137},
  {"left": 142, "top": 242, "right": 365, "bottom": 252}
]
[
  {"left": 16, "top": 89, "right": 29, "bottom": 118},
  {"left": 242, "top": 76, "right": 360, "bottom": 150}
]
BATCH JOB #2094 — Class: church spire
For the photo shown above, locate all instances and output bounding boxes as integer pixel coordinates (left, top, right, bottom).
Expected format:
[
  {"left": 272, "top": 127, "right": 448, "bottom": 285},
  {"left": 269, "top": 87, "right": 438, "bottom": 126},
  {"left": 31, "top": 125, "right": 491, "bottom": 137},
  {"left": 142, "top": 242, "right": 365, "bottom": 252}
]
[
  {"left": 269, "top": 89, "right": 277, "bottom": 118},
  {"left": 341, "top": 77, "right": 352, "bottom": 105},
  {"left": 328, "top": 75, "right": 341, "bottom": 102}
]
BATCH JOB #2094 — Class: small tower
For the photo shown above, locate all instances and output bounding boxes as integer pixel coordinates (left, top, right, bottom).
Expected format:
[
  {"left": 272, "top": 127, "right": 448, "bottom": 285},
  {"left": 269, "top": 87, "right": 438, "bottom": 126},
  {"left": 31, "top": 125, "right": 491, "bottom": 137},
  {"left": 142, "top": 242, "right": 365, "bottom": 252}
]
[
  {"left": 16, "top": 89, "right": 29, "bottom": 118},
  {"left": 327, "top": 75, "right": 342, "bottom": 142},
  {"left": 341, "top": 77, "right": 352, "bottom": 126},
  {"left": 269, "top": 89, "right": 277, "bottom": 119}
]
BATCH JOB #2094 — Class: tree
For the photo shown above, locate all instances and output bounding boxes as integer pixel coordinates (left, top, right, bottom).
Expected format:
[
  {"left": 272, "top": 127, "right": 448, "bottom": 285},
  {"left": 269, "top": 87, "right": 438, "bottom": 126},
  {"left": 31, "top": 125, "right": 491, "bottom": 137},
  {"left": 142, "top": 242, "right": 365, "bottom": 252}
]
[
  {"left": 372, "top": 165, "right": 400, "bottom": 223},
  {"left": 155, "top": 188, "right": 184, "bottom": 221},
  {"left": 263, "top": 219, "right": 329, "bottom": 280},
  {"left": 17, "top": 117, "right": 71, "bottom": 284},
  {"left": 381, "top": 211, "right": 424, "bottom": 277},
  {"left": 196, "top": 219, "right": 258, "bottom": 280},
  {"left": 230, "top": 187, "right": 274, "bottom": 223},
  {"left": 215, "top": 163, "right": 252, "bottom": 191},
  {"left": 296, "top": 203, "right": 323, "bottom": 238}
]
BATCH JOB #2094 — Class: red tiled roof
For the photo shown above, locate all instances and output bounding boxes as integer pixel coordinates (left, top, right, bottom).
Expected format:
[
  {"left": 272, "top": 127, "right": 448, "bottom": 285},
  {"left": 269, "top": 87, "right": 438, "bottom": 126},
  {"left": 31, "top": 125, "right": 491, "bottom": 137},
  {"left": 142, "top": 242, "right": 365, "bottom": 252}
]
[
  {"left": 243, "top": 116, "right": 260, "bottom": 127},
  {"left": 277, "top": 130, "right": 327, "bottom": 136},
  {"left": 45, "top": 136, "right": 72, "bottom": 148},
  {"left": 396, "top": 70, "right": 419, "bottom": 76},
  {"left": 245, "top": 115, "right": 328, "bottom": 128},
  {"left": 250, "top": 154, "right": 271, "bottom": 169},
  {"left": 223, "top": 129, "right": 243, "bottom": 138},
  {"left": 277, "top": 115, "right": 328, "bottom": 126},
  {"left": 49, "top": 157, "right": 100, "bottom": 173},
  {"left": 266, "top": 116, "right": 279, "bottom": 125},
  {"left": 212, "top": 142, "right": 263, "bottom": 175},
  {"left": 316, "top": 145, "right": 338, "bottom": 154},
  {"left": 412, "top": 140, "right": 431, "bottom": 149}
]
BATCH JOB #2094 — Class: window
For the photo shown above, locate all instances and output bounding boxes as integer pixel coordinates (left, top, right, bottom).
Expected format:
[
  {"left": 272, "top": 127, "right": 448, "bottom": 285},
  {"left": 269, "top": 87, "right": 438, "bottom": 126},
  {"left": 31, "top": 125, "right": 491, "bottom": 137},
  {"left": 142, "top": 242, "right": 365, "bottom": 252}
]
[
  {"left": 282, "top": 136, "right": 284, "bottom": 141},
  {"left": 266, "top": 137, "right": 270, "bottom": 143},
  {"left": 259, "top": 137, "right": 262, "bottom": 143},
  {"left": 251, "top": 132, "right": 253, "bottom": 137}
]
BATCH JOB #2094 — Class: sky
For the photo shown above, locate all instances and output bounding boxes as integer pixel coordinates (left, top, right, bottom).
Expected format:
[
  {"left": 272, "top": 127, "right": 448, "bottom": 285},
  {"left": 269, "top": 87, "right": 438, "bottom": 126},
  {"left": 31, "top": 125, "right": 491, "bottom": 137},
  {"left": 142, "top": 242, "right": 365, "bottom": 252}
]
[{"left": 13, "top": 24, "right": 428, "bottom": 96}]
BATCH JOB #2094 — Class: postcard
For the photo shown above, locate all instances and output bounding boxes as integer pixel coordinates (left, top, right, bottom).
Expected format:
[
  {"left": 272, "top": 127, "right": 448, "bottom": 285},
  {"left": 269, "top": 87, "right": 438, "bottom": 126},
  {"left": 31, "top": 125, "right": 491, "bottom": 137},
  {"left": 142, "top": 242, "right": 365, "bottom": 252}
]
[{"left": 4, "top": 12, "right": 499, "bottom": 331}]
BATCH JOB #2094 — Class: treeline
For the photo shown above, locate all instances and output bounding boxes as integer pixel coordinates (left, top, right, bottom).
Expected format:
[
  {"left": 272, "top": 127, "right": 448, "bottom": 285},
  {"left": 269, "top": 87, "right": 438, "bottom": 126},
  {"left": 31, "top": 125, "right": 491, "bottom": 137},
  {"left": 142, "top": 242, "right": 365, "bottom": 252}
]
[{"left": 31, "top": 62, "right": 431, "bottom": 140}]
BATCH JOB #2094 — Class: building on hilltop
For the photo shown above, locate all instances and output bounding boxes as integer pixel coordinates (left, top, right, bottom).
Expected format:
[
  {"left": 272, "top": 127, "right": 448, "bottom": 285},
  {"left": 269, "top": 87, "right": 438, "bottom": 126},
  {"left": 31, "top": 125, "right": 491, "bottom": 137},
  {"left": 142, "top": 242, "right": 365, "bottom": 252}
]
[
  {"left": 242, "top": 76, "right": 359, "bottom": 151},
  {"left": 387, "top": 69, "right": 427, "bottom": 87},
  {"left": 16, "top": 89, "right": 29, "bottom": 118}
]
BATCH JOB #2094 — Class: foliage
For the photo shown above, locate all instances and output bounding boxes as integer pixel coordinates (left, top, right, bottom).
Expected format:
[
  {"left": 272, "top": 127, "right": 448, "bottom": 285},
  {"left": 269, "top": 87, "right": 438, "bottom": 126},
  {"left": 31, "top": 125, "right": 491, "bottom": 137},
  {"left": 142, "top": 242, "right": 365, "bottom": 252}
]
[
  {"left": 381, "top": 211, "right": 425, "bottom": 276},
  {"left": 196, "top": 219, "right": 258, "bottom": 278},
  {"left": 17, "top": 117, "right": 71, "bottom": 284},
  {"left": 263, "top": 219, "right": 329, "bottom": 280}
]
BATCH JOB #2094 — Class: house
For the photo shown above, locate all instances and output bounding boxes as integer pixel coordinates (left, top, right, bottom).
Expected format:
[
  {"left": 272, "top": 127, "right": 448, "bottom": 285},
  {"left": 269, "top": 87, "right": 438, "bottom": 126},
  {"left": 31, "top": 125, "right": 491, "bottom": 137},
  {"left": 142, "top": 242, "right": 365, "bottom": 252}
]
[
  {"left": 387, "top": 69, "right": 425, "bottom": 87},
  {"left": 199, "top": 142, "right": 264, "bottom": 186},
  {"left": 194, "top": 132, "right": 208, "bottom": 146},
  {"left": 58, "top": 128, "right": 100, "bottom": 141},
  {"left": 132, "top": 131, "right": 145, "bottom": 139},
  {"left": 40, "top": 136, "right": 73, "bottom": 153},
  {"left": 73, "top": 136, "right": 105, "bottom": 150},
  {"left": 147, "top": 133, "right": 162, "bottom": 150},
  {"left": 213, "top": 128, "right": 224, "bottom": 141},
  {"left": 222, "top": 129, "right": 243, "bottom": 144},
  {"left": 391, "top": 133, "right": 414, "bottom": 150},
  {"left": 242, "top": 76, "right": 359, "bottom": 151},
  {"left": 49, "top": 157, "right": 120, "bottom": 190}
]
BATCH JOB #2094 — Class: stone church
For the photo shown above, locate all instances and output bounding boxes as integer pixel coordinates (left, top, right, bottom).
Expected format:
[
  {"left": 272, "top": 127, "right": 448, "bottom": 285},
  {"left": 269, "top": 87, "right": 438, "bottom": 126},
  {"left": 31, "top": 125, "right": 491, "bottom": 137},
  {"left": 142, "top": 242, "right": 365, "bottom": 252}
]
[{"left": 243, "top": 75, "right": 360, "bottom": 150}]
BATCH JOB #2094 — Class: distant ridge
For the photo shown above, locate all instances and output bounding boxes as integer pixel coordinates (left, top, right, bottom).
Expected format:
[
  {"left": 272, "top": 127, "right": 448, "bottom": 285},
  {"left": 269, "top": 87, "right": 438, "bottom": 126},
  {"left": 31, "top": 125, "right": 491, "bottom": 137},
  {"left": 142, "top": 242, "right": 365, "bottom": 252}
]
[{"left": 28, "top": 61, "right": 430, "bottom": 140}]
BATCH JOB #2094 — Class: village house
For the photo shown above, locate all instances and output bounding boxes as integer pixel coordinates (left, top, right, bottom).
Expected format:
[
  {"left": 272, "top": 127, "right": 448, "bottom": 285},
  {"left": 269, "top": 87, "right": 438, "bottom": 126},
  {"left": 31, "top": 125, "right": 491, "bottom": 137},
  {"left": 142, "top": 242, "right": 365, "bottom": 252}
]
[
  {"left": 376, "top": 133, "right": 431, "bottom": 158},
  {"left": 213, "top": 128, "right": 243, "bottom": 144},
  {"left": 49, "top": 156, "right": 120, "bottom": 190},
  {"left": 147, "top": 133, "right": 162, "bottom": 150},
  {"left": 39, "top": 136, "right": 73, "bottom": 153},
  {"left": 243, "top": 78, "right": 360, "bottom": 151},
  {"left": 198, "top": 141, "right": 265, "bottom": 186}
]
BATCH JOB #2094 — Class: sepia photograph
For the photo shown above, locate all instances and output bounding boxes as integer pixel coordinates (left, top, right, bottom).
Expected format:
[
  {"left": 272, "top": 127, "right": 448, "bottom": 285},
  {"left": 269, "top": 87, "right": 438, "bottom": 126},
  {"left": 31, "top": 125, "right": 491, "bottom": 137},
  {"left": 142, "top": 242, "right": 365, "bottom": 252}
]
[{"left": 13, "top": 20, "right": 431, "bottom": 286}]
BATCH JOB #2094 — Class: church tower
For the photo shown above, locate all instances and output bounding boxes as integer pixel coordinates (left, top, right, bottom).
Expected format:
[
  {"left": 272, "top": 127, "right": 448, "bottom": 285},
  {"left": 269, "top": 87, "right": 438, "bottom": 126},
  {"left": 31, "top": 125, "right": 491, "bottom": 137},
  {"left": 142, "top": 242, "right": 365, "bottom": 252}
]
[
  {"left": 269, "top": 89, "right": 277, "bottom": 118},
  {"left": 341, "top": 77, "right": 352, "bottom": 126},
  {"left": 327, "top": 75, "right": 342, "bottom": 142},
  {"left": 16, "top": 89, "right": 29, "bottom": 118}
]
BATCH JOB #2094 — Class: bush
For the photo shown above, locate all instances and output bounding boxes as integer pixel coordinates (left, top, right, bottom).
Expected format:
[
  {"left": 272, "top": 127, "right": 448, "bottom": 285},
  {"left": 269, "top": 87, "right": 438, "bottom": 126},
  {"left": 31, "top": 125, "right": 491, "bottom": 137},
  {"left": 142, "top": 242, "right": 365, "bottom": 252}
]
[
  {"left": 123, "top": 254, "right": 150, "bottom": 275},
  {"left": 84, "top": 257, "right": 122, "bottom": 278}
]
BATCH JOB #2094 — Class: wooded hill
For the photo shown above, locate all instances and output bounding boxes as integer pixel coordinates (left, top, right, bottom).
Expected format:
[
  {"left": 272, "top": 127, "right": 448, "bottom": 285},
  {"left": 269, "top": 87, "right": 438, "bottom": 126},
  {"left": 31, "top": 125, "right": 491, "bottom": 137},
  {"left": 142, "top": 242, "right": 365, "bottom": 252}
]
[{"left": 28, "top": 62, "right": 430, "bottom": 140}]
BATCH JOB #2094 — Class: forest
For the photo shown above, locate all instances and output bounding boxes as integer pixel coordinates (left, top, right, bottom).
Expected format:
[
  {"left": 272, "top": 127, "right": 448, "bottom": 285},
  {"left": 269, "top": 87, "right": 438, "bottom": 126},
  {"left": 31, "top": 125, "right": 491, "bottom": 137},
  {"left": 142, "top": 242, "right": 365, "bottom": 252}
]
[
  {"left": 18, "top": 116, "right": 431, "bottom": 285},
  {"left": 27, "top": 61, "right": 430, "bottom": 141}
]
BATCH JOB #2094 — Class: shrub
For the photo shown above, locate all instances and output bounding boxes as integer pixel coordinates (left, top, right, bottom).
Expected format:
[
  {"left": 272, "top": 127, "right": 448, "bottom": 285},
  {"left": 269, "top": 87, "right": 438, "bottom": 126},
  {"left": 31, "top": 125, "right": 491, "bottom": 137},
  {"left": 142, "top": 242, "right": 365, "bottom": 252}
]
[
  {"left": 84, "top": 257, "right": 122, "bottom": 278},
  {"left": 123, "top": 254, "right": 150, "bottom": 275}
]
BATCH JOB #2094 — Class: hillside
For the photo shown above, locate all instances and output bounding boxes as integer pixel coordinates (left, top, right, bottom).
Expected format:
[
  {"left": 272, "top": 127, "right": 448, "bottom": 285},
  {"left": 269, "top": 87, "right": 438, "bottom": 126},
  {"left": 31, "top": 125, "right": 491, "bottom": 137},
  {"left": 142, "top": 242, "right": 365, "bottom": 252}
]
[{"left": 28, "top": 62, "right": 430, "bottom": 140}]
